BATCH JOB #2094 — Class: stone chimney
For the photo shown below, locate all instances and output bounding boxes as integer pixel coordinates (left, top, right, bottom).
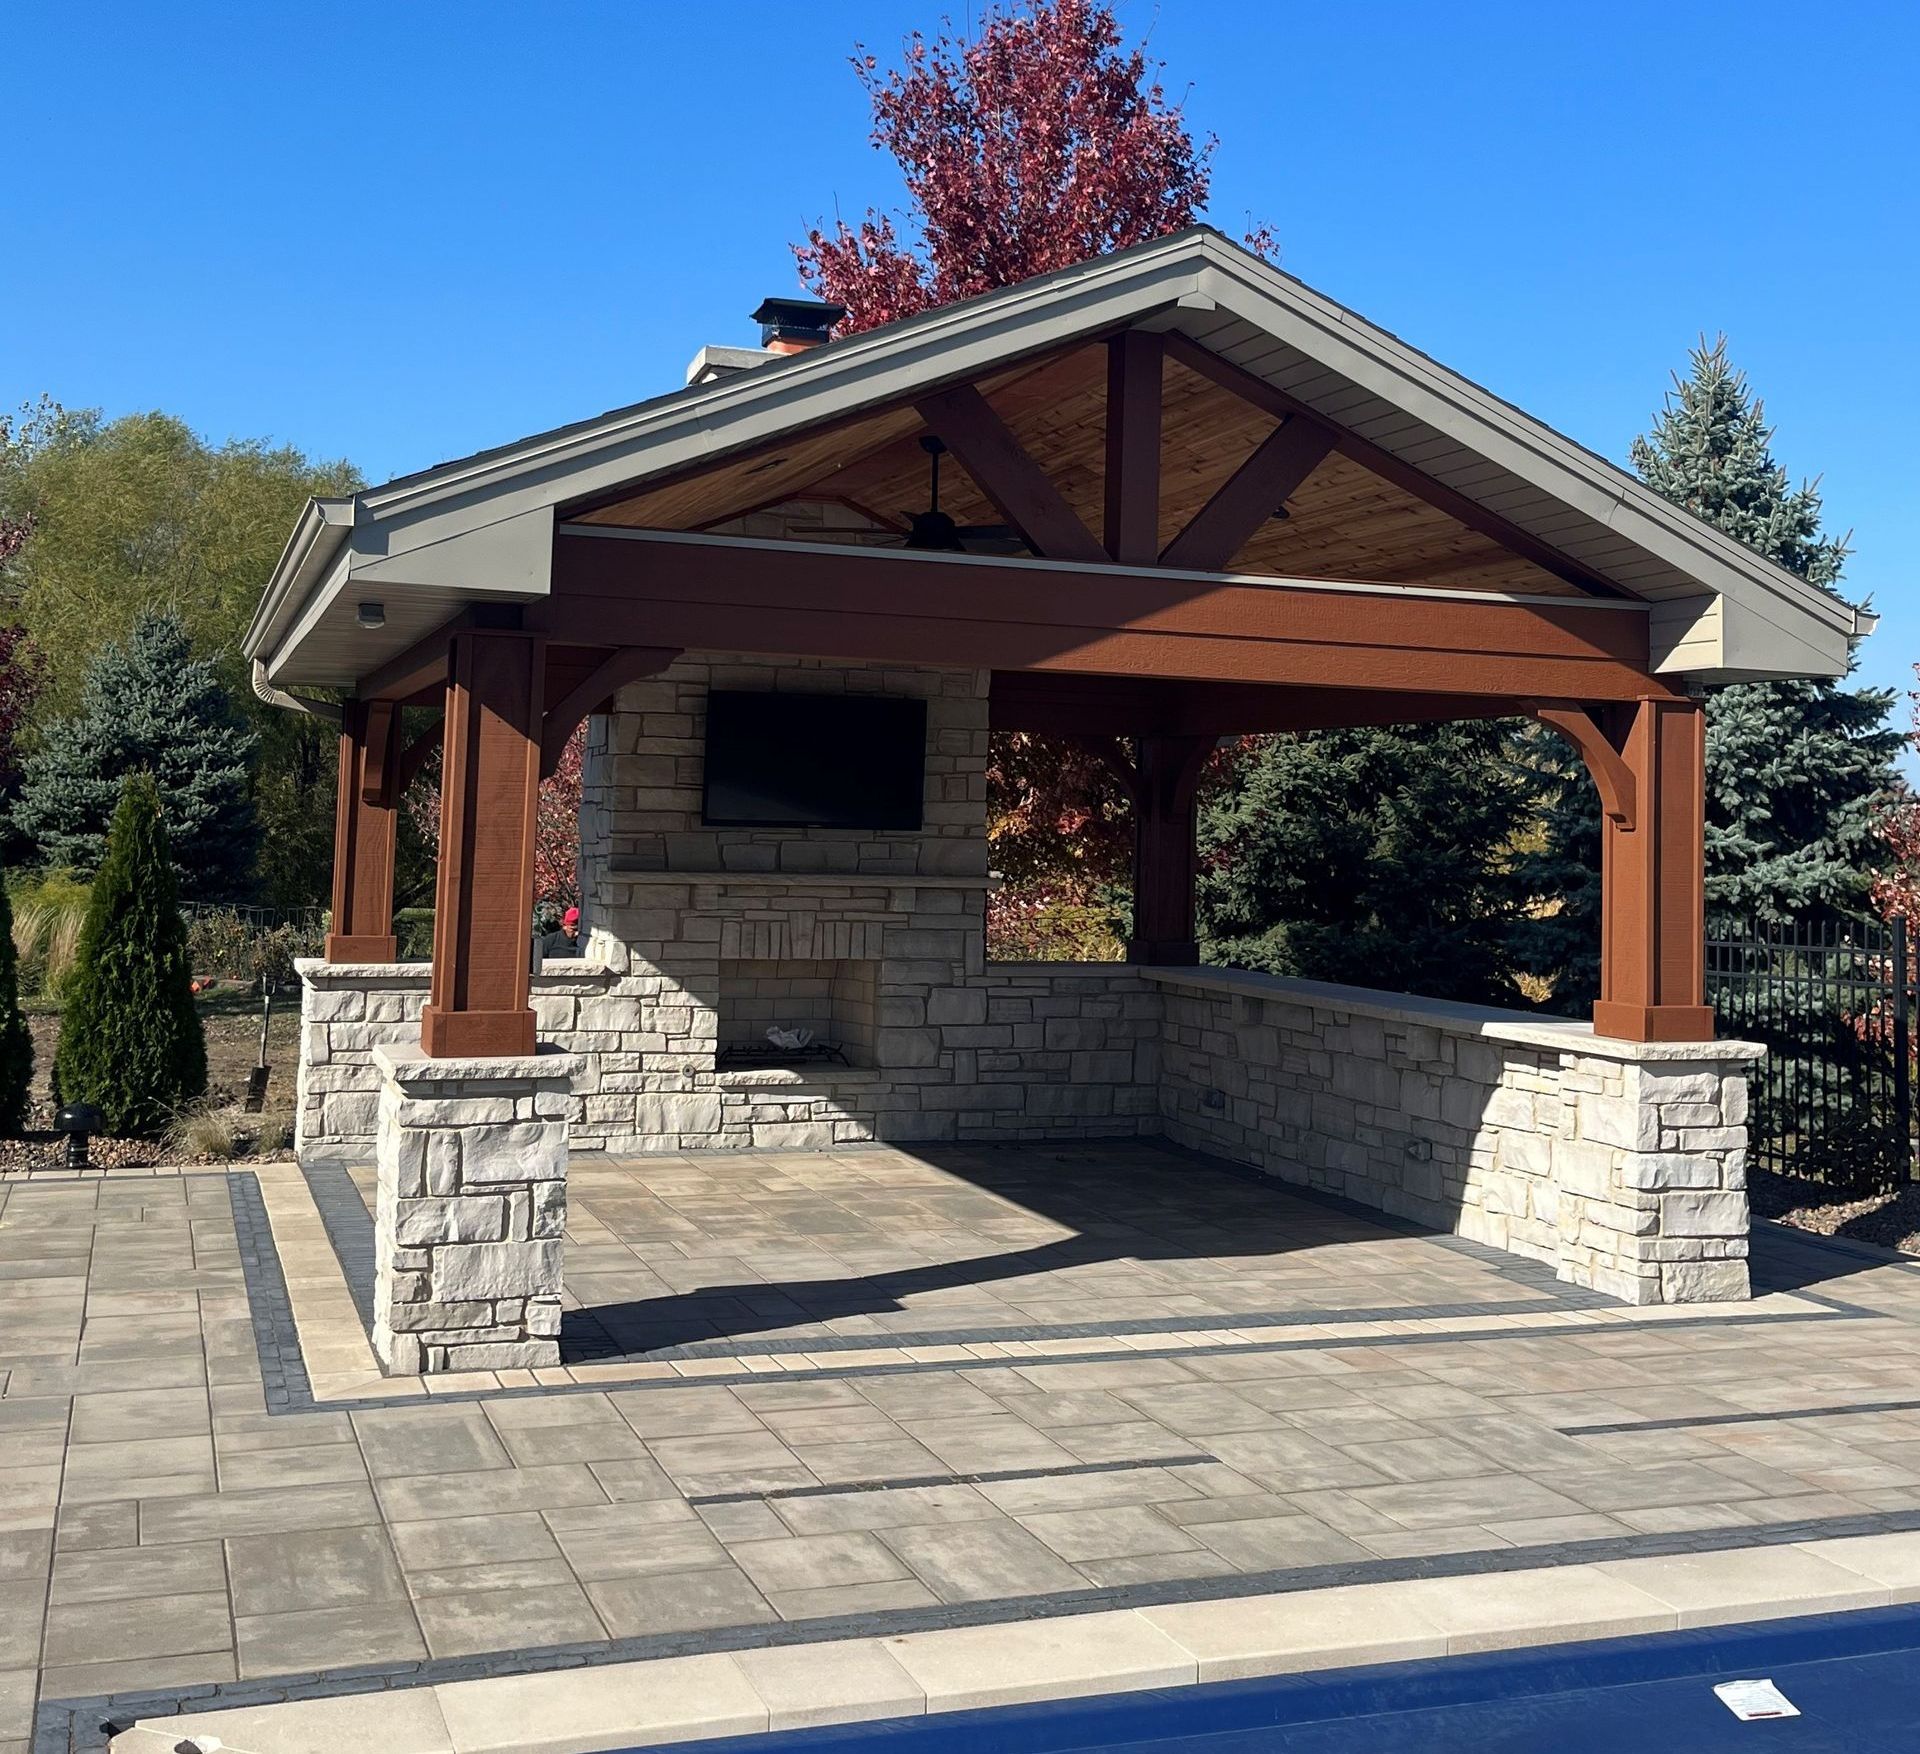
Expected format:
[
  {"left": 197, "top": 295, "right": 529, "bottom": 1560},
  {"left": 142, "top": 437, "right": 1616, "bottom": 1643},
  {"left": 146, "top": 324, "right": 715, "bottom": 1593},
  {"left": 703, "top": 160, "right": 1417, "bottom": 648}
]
[{"left": 685, "top": 297, "right": 849, "bottom": 386}]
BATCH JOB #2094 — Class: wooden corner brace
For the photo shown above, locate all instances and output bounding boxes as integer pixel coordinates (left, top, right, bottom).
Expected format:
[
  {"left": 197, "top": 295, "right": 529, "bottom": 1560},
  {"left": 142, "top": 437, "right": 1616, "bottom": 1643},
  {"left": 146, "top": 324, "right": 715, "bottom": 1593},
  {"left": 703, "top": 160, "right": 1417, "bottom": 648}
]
[{"left": 1527, "top": 701, "right": 1637, "bottom": 829}]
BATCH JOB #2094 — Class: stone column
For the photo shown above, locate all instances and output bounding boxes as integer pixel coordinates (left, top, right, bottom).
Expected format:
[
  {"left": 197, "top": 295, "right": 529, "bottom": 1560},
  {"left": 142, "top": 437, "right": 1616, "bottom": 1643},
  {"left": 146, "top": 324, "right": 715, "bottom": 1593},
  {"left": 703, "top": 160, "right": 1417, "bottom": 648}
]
[
  {"left": 1556, "top": 1052, "right": 1756, "bottom": 1304},
  {"left": 371, "top": 1042, "right": 580, "bottom": 1373}
]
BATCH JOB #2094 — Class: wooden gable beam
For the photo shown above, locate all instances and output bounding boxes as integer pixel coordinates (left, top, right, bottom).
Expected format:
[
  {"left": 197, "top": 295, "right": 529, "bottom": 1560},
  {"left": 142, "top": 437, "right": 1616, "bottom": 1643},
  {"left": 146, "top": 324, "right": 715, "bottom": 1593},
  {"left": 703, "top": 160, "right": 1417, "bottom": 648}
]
[
  {"left": 547, "top": 528, "right": 1674, "bottom": 702},
  {"left": 990, "top": 672, "right": 1528, "bottom": 739},
  {"left": 1104, "top": 332, "right": 1164, "bottom": 565},
  {"left": 1160, "top": 332, "right": 1625, "bottom": 598},
  {"left": 914, "top": 383, "right": 1106, "bottom": 563},
  {"left": 1158, "top": 417, "right": 1339, "bottom": 573}
]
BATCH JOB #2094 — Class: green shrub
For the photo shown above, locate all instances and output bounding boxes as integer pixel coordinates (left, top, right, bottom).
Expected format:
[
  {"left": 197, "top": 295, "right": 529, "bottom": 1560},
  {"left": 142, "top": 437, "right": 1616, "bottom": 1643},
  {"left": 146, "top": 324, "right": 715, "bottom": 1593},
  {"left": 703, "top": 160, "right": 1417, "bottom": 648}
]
[
  {"left": 54, "top": 773, "right": 207, "bottom": 1138},
  {"left": 0, "top": 875, "right": 31, "bottom": 1133},
  {"left": 183, "top": 910, "right": 321, "bottom": 986},
  {"left": 395, "top": 907, "right": 436, "bottom": 960}
]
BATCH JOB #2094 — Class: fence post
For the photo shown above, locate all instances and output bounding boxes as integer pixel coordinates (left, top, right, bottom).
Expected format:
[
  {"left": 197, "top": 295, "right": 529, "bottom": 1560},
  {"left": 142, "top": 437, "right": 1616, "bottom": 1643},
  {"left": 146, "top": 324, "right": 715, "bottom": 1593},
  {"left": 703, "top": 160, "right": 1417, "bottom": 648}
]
[{"left": 1896, "top": 913, "right": 1913, "bottom": 1183}]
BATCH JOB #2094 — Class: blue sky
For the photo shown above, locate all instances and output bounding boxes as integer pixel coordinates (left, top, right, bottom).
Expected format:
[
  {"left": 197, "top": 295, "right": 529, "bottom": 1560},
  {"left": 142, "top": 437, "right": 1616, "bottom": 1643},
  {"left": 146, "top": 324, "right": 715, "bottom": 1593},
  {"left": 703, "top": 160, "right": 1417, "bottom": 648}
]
[{"left": 10, "top": 2, "right": 1917, "bottom": 699}]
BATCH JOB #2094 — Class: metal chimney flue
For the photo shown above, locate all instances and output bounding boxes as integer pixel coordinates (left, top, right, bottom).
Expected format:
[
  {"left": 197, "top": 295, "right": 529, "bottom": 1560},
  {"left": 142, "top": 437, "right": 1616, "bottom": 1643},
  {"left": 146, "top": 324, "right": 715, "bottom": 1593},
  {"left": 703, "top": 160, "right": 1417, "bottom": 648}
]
[{"left": 751, "top": 297, "right": 846, "bottom": 354}]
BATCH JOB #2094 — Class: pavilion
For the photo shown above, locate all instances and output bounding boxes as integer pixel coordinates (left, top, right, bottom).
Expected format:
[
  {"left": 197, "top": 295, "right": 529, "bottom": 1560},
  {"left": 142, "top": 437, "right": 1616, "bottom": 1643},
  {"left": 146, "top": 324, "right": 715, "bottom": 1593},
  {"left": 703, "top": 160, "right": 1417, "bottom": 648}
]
[{"left": 245, "top": 228, "right": 1860, "bottom": 1369}]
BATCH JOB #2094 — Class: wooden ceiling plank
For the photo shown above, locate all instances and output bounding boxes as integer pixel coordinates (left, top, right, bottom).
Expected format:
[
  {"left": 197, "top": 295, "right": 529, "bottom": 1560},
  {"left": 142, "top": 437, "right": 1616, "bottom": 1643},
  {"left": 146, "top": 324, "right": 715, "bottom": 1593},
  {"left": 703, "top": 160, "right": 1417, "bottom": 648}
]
[{"left": 1161, "top": 331, "right": 1625, "bottom": 599}]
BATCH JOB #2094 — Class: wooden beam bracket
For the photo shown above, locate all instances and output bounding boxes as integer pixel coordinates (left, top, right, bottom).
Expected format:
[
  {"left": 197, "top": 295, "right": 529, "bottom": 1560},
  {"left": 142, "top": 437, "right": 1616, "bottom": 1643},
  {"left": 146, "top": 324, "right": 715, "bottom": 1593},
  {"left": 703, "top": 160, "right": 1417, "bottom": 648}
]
[
  {"left": 1527, "top": 700, "right": 1638, "bottom": 829},
  {"left": 539, "top": 646, "right": 681, "bottom": 778},
  {"left": 1160, "top": 332, "right": 1623, "bottom": 598}
]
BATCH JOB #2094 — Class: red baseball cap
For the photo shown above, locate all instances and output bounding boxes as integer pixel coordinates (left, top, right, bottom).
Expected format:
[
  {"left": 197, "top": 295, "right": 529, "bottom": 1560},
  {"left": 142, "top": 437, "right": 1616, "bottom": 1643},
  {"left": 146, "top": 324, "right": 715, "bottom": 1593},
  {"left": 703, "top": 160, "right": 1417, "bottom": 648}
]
[{"left": 562, "top": 907, "right": 581, "bottom": 926}]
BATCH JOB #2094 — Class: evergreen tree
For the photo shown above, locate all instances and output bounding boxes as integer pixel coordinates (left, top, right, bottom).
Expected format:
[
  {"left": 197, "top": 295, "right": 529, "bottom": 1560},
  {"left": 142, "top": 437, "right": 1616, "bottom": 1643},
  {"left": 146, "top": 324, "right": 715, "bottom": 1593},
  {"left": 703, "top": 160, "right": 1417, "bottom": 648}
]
[
  {"left": 54, "top": 773, "right": 206, "bottom": 1138},
  {"left": 1197, "top": 719, "right": 1541, "bottom": 1006},
  {"left": 1526, "top": 338, "right": 1898, "bottom": 1007},
  {"left": 0, "top": 875, "right": 31, "bottom": 1133},
  {"left": 11, "top": 610, "right": 258, "bottom": 898}
]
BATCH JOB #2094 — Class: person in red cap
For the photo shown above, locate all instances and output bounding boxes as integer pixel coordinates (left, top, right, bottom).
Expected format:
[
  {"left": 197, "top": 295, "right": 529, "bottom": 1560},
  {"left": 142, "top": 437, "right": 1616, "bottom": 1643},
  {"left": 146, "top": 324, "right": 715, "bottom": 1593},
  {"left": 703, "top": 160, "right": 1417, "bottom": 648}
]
[{"left": 538, "top": 906, "right": 584, "bottom": 963}]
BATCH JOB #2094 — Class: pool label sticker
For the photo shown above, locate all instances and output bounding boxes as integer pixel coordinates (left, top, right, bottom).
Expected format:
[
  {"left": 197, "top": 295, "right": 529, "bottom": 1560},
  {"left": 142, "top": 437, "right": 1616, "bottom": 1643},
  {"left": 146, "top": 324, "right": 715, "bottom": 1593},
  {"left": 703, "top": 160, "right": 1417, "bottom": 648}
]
[{"left": 1713, "top": 1679, "right": 1801, "bottom": 1721}]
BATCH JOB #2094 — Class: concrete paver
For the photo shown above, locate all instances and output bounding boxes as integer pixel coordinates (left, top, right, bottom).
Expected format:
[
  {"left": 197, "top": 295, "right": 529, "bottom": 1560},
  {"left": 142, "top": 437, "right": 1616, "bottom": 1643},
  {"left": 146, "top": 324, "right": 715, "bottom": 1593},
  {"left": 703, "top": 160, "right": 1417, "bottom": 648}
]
[{"left": 10, "top": 1145, "right": 1920, "bottom": 1749}]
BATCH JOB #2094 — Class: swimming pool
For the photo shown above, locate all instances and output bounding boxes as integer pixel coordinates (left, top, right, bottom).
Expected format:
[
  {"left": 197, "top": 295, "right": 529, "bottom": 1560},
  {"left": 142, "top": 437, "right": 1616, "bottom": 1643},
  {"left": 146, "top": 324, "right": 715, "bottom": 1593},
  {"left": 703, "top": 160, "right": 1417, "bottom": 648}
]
[{"left": 627, "top": 1606, "right": 1920, "bottom": 1754}]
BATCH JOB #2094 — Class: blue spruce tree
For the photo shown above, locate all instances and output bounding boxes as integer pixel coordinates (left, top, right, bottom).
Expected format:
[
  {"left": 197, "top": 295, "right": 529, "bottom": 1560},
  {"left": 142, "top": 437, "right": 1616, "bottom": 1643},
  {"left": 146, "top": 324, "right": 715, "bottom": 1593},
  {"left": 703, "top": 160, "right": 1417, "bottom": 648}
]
[{"left": 11, "top": 610, "right": 258, "bottom": 899}]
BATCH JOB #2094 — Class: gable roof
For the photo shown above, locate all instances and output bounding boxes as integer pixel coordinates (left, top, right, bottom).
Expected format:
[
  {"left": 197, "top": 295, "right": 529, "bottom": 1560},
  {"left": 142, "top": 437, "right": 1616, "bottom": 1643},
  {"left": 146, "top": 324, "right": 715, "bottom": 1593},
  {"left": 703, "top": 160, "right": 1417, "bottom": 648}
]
[{"left": 246, "top": 227, "right": 1866, "bottom": 689}]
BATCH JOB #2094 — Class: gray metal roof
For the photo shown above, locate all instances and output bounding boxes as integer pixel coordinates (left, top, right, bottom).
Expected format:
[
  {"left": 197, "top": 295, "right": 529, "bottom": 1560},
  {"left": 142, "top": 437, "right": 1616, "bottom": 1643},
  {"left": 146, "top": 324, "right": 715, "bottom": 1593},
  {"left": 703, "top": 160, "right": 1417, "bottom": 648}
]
[{"left": 246, "top": 227, "right": 1865, "bottom": 689}]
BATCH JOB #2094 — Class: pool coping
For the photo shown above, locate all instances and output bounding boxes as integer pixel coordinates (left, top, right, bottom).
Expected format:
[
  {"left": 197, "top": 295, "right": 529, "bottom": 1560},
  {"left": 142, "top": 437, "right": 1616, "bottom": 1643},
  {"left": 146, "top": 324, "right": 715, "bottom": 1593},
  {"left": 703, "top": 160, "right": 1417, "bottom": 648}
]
[{"left": 106, "top": 1530, "right": 1920, "bottom": 1753}]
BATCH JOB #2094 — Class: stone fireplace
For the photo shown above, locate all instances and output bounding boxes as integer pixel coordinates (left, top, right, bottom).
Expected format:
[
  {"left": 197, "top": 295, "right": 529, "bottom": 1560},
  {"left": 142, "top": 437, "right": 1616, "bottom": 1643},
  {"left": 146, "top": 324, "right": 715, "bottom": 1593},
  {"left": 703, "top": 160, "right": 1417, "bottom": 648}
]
[{"left": 714, "top": 956, "right": 879, "bottom": 1068}]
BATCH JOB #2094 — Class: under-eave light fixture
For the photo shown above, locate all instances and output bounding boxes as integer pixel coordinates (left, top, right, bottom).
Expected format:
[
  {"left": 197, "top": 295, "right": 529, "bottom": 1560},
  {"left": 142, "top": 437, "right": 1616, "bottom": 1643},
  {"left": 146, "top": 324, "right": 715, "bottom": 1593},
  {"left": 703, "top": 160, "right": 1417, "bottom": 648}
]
[{"left": 356, "top": 601, "right": 386, "bottom": 629}]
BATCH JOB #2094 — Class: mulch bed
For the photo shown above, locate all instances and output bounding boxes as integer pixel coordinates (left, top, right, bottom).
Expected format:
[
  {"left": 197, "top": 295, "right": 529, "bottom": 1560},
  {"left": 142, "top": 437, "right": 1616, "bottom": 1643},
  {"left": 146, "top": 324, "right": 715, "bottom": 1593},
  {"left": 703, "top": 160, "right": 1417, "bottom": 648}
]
[{"left": 1750, "top": 1166, "right": 1920, "bottom": 1257}]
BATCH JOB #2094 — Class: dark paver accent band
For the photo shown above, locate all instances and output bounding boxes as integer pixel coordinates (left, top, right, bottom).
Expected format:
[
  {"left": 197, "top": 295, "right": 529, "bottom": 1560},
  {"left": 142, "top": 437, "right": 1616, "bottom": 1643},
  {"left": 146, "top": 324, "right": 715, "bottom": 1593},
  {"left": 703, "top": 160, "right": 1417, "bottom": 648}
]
[
  {"left": 52, "top": 1501, "right": 1920, "bottom": 1754},
  {"left": 1562, "top": 1395, "right": 1920, "bottom": 1437},
  {"left": 689, "top": 1452, "right": 1218, "bottom": 1507},
  {"left": 226, "top": 1171, "right": 312, "bottom": 1415}
]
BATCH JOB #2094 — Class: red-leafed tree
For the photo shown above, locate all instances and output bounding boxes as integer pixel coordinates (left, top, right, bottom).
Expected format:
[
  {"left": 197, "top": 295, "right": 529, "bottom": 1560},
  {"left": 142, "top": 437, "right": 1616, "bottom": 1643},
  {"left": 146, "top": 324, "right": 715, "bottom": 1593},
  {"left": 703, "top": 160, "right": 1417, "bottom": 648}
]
[
  {"left": 1871, "top": 668, "right": 1920, "bottom": 925},
  {"left": 407, "top": 723, "right": 583, "bottom": 918},
  {"left": 796, "top": 0, "right": 1268, "bottom": 332},
  {"left": 797, "top": 0, "right": 1271, "bottom": 948}
]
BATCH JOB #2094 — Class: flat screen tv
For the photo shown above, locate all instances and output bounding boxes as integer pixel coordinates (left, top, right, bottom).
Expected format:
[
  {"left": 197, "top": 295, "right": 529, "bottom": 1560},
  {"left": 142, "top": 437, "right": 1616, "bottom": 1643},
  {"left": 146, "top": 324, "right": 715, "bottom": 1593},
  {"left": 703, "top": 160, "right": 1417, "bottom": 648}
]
[{"left": 701, "top": 691, "right": 927, "bottom": 830}]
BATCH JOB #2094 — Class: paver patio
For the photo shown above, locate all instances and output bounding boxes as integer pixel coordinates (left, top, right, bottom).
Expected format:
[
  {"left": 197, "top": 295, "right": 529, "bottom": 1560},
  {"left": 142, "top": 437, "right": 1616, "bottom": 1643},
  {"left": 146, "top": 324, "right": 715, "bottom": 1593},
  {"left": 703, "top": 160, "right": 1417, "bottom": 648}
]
[{"left": 8, "top": 1141, "right": 1920, "bottom": 1752}]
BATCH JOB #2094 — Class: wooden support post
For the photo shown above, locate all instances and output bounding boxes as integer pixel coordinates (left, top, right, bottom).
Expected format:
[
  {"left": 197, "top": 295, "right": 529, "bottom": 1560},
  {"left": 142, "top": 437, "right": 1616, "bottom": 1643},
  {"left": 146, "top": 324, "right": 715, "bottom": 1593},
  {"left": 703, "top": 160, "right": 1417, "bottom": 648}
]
[
  {"left": 325, "top": 700, "right": 403, "bottom": 962},
  {"left": 1593, "top": 695, "right": 1715, "bottom": 1042},
  {"left": 1127, "top": 733, "right": 1215, "bottom": 966},
  {"left": 421, "top": 630, "right": 545, "bottom": 1058}
]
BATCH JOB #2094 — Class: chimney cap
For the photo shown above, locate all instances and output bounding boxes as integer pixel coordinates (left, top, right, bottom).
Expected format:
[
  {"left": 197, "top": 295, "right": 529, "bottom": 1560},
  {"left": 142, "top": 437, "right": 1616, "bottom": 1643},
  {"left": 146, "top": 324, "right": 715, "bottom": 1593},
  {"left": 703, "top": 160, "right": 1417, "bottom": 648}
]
[{"left": 750, "top": 296, "right": 846, "bottom": 348}]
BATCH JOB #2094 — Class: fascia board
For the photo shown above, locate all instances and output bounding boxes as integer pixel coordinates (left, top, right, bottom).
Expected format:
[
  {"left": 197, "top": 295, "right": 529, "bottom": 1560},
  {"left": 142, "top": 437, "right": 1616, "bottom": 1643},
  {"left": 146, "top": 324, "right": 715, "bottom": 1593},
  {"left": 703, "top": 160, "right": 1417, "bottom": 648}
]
[
  {"left": 356, "top": 248, "right": 1211, "bottom": 557},
  {"left": 264, "top": 544, "right": 355, "bottom": 684},
  {"left": 1192, "top": 243, "right": 1857, "bottom": 642},
  {"left": 265, "top": 507, "right": 556, "bottom": 684},
  {"left": 348, "top": 505, "right": 555, "bottom": 595}
]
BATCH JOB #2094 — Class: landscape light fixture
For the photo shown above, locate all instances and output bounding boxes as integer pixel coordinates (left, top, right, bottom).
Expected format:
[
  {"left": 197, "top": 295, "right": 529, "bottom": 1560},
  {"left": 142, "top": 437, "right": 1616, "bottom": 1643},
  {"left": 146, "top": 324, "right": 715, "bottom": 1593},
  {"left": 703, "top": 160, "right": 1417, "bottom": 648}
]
[
  {"left": 53, "top": 1102, "right": 103, "bottom": 1171},
  {"left": 356, "top": 601, "right": 386, "bottom": 629}
]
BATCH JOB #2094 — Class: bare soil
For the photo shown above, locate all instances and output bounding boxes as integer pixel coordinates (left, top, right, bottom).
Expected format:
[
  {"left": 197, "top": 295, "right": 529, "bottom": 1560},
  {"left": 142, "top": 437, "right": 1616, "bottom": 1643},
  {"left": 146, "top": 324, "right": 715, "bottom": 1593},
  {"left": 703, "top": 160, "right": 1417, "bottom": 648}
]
[{"left": 0, "top": 983, "right": 301, "bottom": 1170}]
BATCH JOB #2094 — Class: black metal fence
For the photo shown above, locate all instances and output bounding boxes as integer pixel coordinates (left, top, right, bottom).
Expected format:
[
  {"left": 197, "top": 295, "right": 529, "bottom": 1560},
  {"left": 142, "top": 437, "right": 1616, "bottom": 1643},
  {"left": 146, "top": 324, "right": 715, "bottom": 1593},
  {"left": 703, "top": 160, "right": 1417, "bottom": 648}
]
[{"left": 1706, "top": 913, "right": 1914, "bottom": 1193}]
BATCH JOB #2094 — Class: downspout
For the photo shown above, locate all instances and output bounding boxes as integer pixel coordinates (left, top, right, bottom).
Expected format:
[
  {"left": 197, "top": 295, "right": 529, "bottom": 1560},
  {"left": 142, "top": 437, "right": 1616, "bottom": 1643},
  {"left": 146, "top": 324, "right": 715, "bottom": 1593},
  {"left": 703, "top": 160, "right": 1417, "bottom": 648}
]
[{"left": 251, "top": 658, "right": 342, "bottom": 726}]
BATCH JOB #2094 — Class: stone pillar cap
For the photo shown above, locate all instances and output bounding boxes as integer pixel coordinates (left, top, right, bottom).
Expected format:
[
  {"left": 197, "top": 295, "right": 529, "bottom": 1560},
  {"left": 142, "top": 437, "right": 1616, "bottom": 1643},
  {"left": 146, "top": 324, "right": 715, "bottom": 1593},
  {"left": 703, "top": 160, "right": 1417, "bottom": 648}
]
[{"left": 373, "top": 1042, "right": 584, "bottom": 1083}]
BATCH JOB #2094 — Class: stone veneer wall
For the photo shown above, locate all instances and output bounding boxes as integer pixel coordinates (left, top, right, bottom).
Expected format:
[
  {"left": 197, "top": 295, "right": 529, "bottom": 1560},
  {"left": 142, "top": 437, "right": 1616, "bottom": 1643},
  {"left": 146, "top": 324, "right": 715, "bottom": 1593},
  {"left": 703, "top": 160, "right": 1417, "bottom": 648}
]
[
  {"left": 556, "top": 652, "right": 1159, "bottom": 1150},
  {"left": 295, "top": 961, "right": 619, "bottom": 1162},
  {"left": 1149, "top": 968, "right": 1760, "bottom": 1305}
]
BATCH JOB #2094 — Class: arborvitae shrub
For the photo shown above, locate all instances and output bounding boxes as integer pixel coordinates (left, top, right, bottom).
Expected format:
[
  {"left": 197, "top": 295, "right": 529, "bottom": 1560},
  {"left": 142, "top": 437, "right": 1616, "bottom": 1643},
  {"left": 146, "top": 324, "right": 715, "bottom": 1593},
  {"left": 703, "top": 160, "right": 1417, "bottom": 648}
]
[
  {"left": 53, "top": 772, "right": 206, "bottom": 1137},
  {"left": 0, "top": 876, "right": 31, "bottom": 1133}
]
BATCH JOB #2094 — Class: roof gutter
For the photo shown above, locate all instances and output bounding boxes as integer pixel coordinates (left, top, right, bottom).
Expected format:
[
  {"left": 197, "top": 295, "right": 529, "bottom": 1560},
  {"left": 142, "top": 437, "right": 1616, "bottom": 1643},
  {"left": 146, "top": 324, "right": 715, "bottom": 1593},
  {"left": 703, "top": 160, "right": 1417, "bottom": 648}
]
[
  {"left": 242, "top": 496, "right": 357, "bottom": 672},
  {"left": 249, "top": 657, "right": 341, "bottom": 726}
]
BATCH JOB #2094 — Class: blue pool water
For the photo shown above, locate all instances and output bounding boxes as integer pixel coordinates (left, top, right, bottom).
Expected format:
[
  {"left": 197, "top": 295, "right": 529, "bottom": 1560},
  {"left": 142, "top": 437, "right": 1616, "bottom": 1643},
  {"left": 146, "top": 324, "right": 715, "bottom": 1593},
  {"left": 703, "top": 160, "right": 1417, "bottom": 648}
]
[{"left": 635, "top": 1606, "right": 1920, "bottom": 1754}]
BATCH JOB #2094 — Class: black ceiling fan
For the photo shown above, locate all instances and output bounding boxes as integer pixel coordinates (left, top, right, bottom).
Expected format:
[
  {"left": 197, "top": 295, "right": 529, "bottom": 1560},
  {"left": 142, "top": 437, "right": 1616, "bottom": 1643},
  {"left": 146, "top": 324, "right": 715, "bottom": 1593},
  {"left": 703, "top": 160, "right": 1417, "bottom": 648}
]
[{"left": 896, "top": 436, "right": 1022, "bottom": 553}]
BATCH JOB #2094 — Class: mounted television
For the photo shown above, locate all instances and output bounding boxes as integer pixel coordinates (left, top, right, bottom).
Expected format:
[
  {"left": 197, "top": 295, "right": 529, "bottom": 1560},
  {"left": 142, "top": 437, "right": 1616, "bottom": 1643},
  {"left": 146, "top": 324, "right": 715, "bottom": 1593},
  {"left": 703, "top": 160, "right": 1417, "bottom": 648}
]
[{"left": 701, "top": 691, "right": 927, "bottom": 830}]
